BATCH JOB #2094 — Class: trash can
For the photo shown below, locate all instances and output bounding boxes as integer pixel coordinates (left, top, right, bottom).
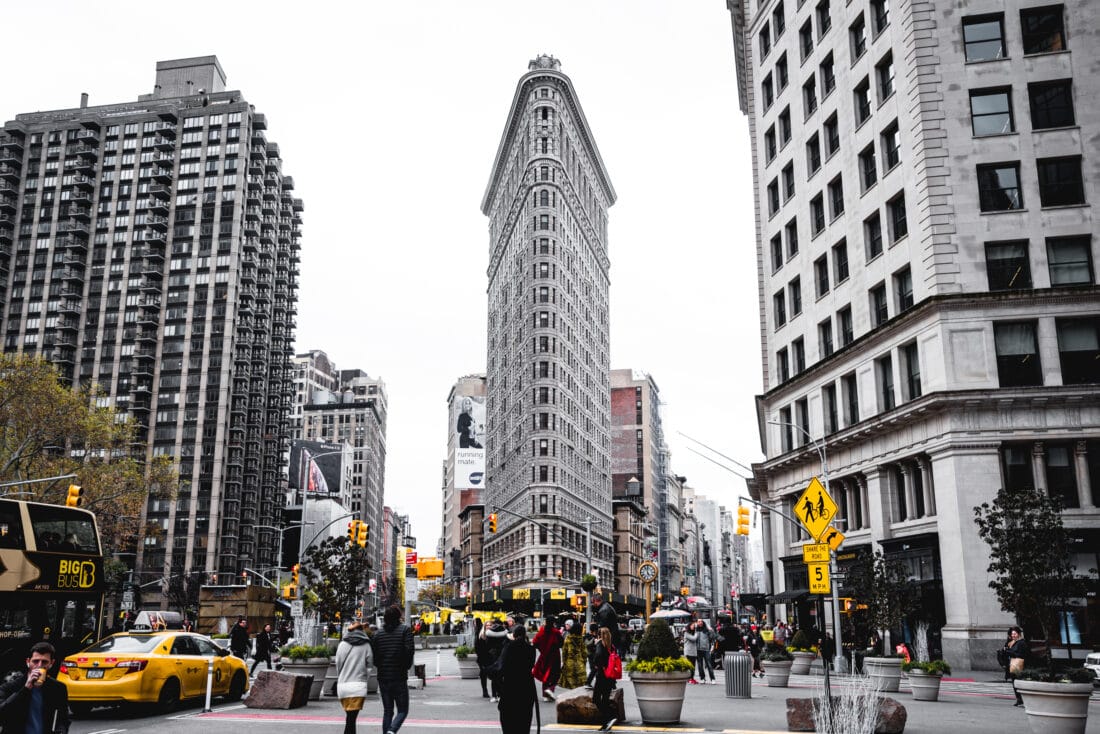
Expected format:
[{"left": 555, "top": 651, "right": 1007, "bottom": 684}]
[{"left": 724, "top": 651, "right": 752, "bottom": 698}]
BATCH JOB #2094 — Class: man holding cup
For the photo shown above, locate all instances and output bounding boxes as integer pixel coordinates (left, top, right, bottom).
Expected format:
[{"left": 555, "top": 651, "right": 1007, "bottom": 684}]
[{"left": 0, "top": 641, "right": 70, "bottom": 734}]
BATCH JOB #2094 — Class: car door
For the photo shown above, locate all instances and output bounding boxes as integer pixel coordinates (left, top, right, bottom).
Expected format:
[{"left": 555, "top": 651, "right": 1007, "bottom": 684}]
[
  {"left": 193, "top": 636, "right": 231, "bottom": 694},
  {"left": 169, "top": 635, "right": 204, "bottom": 699}
]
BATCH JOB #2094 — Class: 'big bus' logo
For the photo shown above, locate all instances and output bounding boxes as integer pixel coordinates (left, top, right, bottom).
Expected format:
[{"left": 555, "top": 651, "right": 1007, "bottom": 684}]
[{"left": 58, "top": 559, "right": 96, "bottom": 588}]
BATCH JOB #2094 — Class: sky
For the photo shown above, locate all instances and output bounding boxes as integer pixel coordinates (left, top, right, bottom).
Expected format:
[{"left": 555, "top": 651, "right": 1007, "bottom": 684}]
[{"left": 4, "top": 1, "right": 763, "bottom": 556}]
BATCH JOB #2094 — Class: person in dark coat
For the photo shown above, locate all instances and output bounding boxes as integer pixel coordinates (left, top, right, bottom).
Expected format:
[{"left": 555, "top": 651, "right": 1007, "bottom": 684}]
[
  {"left": 591, "top": 627, "right": 618, "bottom": 731},
  {"left": 0, "top": 641, "right": 70, "bottom": 734},
  {"left": 1005, "top": 626, "right": 1029, "bottom": 706},
  {"left": 371, "top": 605, "right": 415, "bottom": 733},
  {"left": 229, "top": 617, "right": 251, "bottom": 659},
  {"left": 251, "top": 623, "right": 276, "bottom": 675},
  {"left": 592, "top": 594, "right": 619, "bottom": 650},
  {"left": 478, "top": 618, "right": 508, "bottom": 701},
  {"left": 494, "top": 625, "right": 537, "bottom": 734}
]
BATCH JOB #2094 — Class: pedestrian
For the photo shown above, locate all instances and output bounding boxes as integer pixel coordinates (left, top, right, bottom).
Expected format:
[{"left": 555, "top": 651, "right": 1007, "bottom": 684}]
[
  {"left": 773, "top": 621, "right": 788, "bottom": 646},
  {"left": 682, "top": 622, "right": 699, "bottom": 684},
  {"left": 818, "top": 632, "right": 836, "bottom": 671},
  {"left": 591, "top": 627, "right": 618, "bottom": 731},
  {"left": 744, "top": 625, "right": 764, "bottom": 677},
  {"left": 478, "top": 618, "right": 508, "bottom": 701},
  {"left": 251, "top": 623, "right": 276, "bottom": 676},
  {"left": 690, "top": 621, "right": 717, "bottom": 684},
  {"left": 560, "top": 618, "right": 588, "bottom": 689},
  {"left": 371, "top": 605, "right": 415, "bottom": 734},
  {"left": 584, "top": 623, "right": 599, "bottom": 688},
  {"left": 591, "top": 593, "right": 620, "bottom": 652},
  {"left": 0, "top": 641, "right": 70, "bottom": 734},
  {"left": 1005, "top": 626, "right": 1029, "bottom": 706},
  {"left": 493, "top": 625, "right": 537, "bottom": 734},
  {"left": 335, "top": 621, "right": 373, "bottom": 734},
  {"left": 531, "top": 617, "right": 563, "bottom": 701},
  {"left": 229, "top": 616, "right": 250, "bottom": 660}
]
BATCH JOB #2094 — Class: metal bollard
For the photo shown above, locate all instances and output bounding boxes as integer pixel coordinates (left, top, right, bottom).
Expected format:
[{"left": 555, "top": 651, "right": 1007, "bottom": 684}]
[
  {"left": 203, "top": 658, "right": 215, "bottom": 712},
  {"left": 435, "top": 648, "right": 441, "bottom": 677},
  {"left": 724, "top": 651, "right": 752, "bottom": 699}
]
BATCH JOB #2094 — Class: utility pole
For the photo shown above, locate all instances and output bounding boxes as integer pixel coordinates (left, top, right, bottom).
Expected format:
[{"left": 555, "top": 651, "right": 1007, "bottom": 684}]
[{"left": 585, "top": 517, "right": 593, "bottom": 628}]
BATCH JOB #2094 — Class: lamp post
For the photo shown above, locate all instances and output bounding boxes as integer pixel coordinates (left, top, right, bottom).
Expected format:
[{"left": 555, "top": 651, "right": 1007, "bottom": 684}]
[
  {"left": 253, "top": 522, "right": 311, "bottom": 590},
  {"left": 766, "top": 418, "right": 846, "bottom": 674}
]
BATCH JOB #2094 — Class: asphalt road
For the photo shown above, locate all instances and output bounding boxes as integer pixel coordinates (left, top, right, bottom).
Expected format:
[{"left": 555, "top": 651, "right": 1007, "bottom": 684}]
[{"left": 69, "top": 654, "right": 1100, "bottom": 734}]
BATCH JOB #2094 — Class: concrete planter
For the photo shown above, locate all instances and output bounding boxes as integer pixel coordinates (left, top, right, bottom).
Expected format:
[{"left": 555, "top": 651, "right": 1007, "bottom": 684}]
[
  {"left": 789, "top": 651, "right": 816, "bottom": 675},
  {"left": 865, "top": 656, "right": 903, "bottom": 692},
  {"left": 629, "top": 670, "right": 692, "bottom": 724},
  {"left": 456, "top": 657, "right": 480, "bottom": 679},
  {"left": 1015, "top": 680, "right": 1092, "bottom": 734},
  {"left": 906, "top": 670, "right": 943, "bottom": 701},
  {"left": 281, "top": 659, "right": 331, "bottom": 700},
  {"left": 762, "top": 659, "right": 793, "bottom": 687}
]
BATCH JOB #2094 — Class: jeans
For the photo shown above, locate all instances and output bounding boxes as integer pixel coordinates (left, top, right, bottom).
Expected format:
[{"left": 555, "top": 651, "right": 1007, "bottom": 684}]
[
  {"left": 685, "top": 655, "right": 697, "bottom": 679},
  {"left": 593, "top": 678, "right": 616, "bottom": 725},
  {"left": 697, "top": 649, "right": 715, "bottom": 680},
  {"left": 378, "top": 679, "right": 410, "bottom": 733}
]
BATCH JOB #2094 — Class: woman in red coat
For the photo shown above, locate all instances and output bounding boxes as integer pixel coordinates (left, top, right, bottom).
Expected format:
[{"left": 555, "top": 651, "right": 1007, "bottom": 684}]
[{"left": 531, "top": 618, "right": 564, "bottom": 701}]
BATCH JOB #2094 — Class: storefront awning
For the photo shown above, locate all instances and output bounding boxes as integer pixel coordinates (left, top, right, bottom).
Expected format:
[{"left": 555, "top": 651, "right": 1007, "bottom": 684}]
[{"left": 767, "top": 588, "right": 810, "bottom": 603}]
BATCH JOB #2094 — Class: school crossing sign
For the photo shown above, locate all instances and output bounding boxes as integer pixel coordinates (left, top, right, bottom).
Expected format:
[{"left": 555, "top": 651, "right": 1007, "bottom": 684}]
[{"left": 795, "top": 476, "right": 838, "bottom": 542}]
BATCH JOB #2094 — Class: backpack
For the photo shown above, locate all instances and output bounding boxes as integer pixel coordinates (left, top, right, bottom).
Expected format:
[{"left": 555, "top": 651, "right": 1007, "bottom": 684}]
[{"left": 604, "top": 647, "right": 623, "bottom": 680}]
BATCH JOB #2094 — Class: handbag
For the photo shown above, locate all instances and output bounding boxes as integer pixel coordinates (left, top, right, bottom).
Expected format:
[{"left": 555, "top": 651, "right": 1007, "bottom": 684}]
[{"left": 1009, "top": 656, "right": 1024, "bottom": 675}]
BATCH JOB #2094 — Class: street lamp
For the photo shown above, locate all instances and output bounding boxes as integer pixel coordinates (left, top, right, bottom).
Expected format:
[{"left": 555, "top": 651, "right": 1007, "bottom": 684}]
[
  {"left": 253, "top": 522, "right": 311, "bottom": 589},
  {"left": 766, "top": 418, "right": 846, "bottom": 674}
]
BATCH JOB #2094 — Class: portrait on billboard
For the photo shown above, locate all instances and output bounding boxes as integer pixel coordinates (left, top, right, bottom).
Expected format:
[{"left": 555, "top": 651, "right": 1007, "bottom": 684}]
[
  {"left": 453, "top": 394, "right": 485, "bottom": 489},
  {"left": 288, "top": 440, "right": 344, "bottom": 497}
]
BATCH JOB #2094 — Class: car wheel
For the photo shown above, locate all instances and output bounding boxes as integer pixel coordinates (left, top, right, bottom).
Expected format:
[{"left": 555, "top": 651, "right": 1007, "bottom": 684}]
[
  {"left": 226, "top": 671, "right": 247, "bottom": 701},
  {"left": 69, "top": 703, "right": 94, "bottom": 718},
  {"left": 157, "top": 678, "right": 181, "bottom": 713}
]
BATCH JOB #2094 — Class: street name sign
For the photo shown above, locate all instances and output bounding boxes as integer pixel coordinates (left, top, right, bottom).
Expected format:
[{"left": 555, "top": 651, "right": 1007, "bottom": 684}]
[{"left": 794, "top": 477, "right": 838, "bottom": 541}]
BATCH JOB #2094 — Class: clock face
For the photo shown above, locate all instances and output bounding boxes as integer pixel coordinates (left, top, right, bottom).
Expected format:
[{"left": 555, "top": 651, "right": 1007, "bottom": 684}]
[{"left": 639, "top": 562, "right": 657, "bottom": 582}]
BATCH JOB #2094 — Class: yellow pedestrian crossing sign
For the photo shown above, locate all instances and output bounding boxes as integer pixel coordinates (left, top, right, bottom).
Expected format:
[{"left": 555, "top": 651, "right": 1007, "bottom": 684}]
[{"left": 795, "top": 477, "right": 838, "bottom": 541}]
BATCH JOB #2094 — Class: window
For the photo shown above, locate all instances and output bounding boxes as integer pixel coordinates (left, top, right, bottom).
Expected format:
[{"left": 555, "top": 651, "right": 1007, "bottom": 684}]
[
  {"left": 970, "top": 88, "right": 1014, "bottom": 135},
  {"left": 838, "top": 305, "right": 854, "bottom": 346},
  {"left": 865, "top": 212, "right": 883, "bottom": 260},
  {"left": 1002, "top": 444, "right": 1035, "bottom": 492},
  {"left": 854, "top": 77, "right": 872, "bottom": 126},
  {"left": 774, "top": 290, "right": 788, "bottom": 327},
  {"left": 963, "top": 14, "right": 1005, "bottom": 62},
  {"left": 876, "top": 53, "right": 895, "bottom": 101},
  {"left": 1037, "top": 156, "right": 1084, "bottom": 207},
  {"left": 777, "top": 347, "right": 790, "bottom": 382},
  {"left": 860, "top": 145, "right": 878, "bottom": 190},
  {"left": 800, "top": 21, "right": 814, "bottom": 60},
  {"left": 985, "top": 241, "right": 1033, "bottom": 290},
  {"left": 820, "top": 54, "right": 836, "bottom": 97},
  {"left": 785, "top": 218, "right": 799, "bottom": 257},
  {"left": 815, "top": 255, "right": 830, "bottom": 297},
  {"left": 779, "top": 406, "right": 793, "bottom": 451},
  {"left": 831, "top": 244, "right": 849, "bottom": 283},
  {"left": 850, "top": 14, "right": 867, "bottom": 60},
  {"left": 881, "top": 121, "right": 901, "bottom": 170},
  {"left": 887, "top": 192, "right": 907, "bottom": 241},
  {"left": 773, "top": 2, "right": 786, "bottom": 36},
  {"left": 762, "top": 74, "right": 775, "bottom": 110},
  {"left": 1020, "top": 5, "right": 1066, "bottom": 54},
  {"left": 803, "top": 76, "right": 818, "bottom": 116},
  {"left": 760, "top": 22, "right": 772, "bottom": 58},
  {"left": 810, "top": 194, "right": 826, "bottom": 234},
  {"left": 1046, "top": 236, "right": 1093, "bottom": 285},
  {"left": 793, "top": 337, "right": 806, "bottom": 373},
  {"left": 842, "top": 372, "right": 859, "bottom": 425},
  {"left": 894, "top": 266, "right": 913, "bottom": 312},
  {"left": 795, "top": 398, "right": 810, "bottom": 445},
  {"left": 824, "top": 113, "right": 840, "bottom": 156},
  {"left": 816, "top": 0, "right": 832, "bottom": 35},
  {"left": 779, "top": 107, "right": 792, "bottom": 144},
  {"left": 776, "top": 53, "right": 789, "bottom": 90},
  {"left": 789, "top": 277, "right": 803, "bottom": 316},
  {"left": 977, "top": 163, "right": 1022, "bottom": 211},
  {"left": 768, "top": 179, "right": 781, "bottom": 216},
  {"left": 1056, "top": 318, "right": 1100, "bottom": 385},
  {"left": 901, "top": 342, "right": 921, "bottom": 401},
  {"left": 877, "top": 354, "right": 895, "bottom": 410},
  {"left": 819, "top": 319, "right": 834, "bottom": 358},
  {"left": 765, "top": 125, "right": 778, "bottom": 162},
  {"left": 806, "top": 133, "right": 821, "bottom": 174},
  {"left": 828, "top": 177, "right": 844, "bottom": 218},
  {"left": 782, "top": 162, "right": 795, "bottom": 200},
  {"left": 771, "top": 234, "right": 784, "bottom": 272},
  {"left": 1028, "top": 80, "right": 1075, "bottom": 129},
  {"left": 994, "top": 321, "right": 1042, "bottom": 387},
  {"left": 1044, "top": 444, "right": 1078, "bottom": 509},
  {"left": 871, "top": 0, "right": 890, "bottom": 33},
  {"left": 823, "top": 383, "right": 838, "bottom": 433},
  {"left": 870, "top": 282, "right": 889, "bottom": 327}
]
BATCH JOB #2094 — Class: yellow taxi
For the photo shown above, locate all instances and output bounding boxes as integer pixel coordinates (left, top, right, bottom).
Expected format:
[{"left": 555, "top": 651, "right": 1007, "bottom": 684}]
[{"left": 61, "top": 631, "right": 250, "bottom": 715}]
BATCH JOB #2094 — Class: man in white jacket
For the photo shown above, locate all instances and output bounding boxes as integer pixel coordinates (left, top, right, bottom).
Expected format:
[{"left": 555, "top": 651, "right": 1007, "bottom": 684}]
[{"left": 335, "top": 622, "right": 373, "bottom": 734}]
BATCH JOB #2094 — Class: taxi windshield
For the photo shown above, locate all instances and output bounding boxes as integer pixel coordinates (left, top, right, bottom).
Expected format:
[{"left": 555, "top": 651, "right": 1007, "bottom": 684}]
[{"left": 84, "top": 635, "right": 166, "bottom": 654}]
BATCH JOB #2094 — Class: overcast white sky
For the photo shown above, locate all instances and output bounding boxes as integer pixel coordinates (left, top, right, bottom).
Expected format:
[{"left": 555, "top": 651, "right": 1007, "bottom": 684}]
[{"left": 5, "top": 1, "right": 763, "bottom": 555}]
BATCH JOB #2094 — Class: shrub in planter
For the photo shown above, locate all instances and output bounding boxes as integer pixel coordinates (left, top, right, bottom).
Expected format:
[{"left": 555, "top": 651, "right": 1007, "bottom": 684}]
[
  {"left": 454, "top": 644, "right": 472, "bottom": 659},
  {"left": 632, "top": 618, "right": 683, "bottom": 663},
  {"left": 902, "top": 659, "right": 951, "bottom": 676},
  {"left": 762, "top": 642, "right": 794, "bottom": 662},
  {"left": 1016, "top": 667, "right": 1095, "bottom": 684},
  {"left": 627, "top": 619, "right": 694, "bottom": 725},
  {"left": 280, "top": 644, "right": 332, "bottom": 661},
  {"left": 787, "top": 629, "right": 816, "bottom": 653},
  {"left": 581, "top": 574, "right": 598, "bottom": 592}
]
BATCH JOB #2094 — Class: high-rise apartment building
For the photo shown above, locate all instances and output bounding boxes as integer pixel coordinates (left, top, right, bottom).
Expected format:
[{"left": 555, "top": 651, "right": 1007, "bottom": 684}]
[
  {"left": 0, "top": 56, "right": 301, "bottom": 582},
  {"left": 481, "top": 55, "right": 616, "bottom": 591},
  {"left": 728, "top": 0, "right": 1099, "bottom": 666}
]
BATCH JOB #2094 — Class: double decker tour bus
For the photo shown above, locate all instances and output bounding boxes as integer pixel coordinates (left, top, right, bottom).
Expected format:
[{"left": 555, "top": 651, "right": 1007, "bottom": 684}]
[{"left": 0, "top": 498, "right": 105, "bottom": 672}]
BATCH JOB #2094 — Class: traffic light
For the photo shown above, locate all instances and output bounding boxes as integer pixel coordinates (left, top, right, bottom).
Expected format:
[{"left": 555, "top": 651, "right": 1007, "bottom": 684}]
[
  {"left": 573, "top": 593, "right": 586, "bottom": 609},
  {"left": 291, "top": 564, "right": 300, "bottom": 585},
  {"left": 841, "top": 597, "right": 854, "bottom": 613},
  {"left": 283, "top": 585, "right": 298, "bottom": 599},
  {"left": 65, "top": 484, "right": 83, "bottom": 508},
  {"left": 348, "top": 520, "right": 360, "bottom": 544},
  {"left": 736, "top": 505, "right": 751, "bottom": 535},
  {"left": 358, "top": 523, "right": 369, "bottom": 547},
  {"left": 488, "top": 513, "right": 498, "bottom": 533}
]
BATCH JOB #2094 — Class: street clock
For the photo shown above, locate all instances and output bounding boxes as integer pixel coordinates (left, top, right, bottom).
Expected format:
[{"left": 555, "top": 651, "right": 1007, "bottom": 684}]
[{"left": 638, "top": 560, "right": 658, "bottom": 583}]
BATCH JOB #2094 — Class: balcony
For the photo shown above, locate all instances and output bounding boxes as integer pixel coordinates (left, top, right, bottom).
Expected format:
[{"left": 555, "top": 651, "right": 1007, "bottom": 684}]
[
  {"left": 56, "top": 266, "right": 84, "bottom": 281},
  {"left": 0, "top": 195, "right": 15, "bottom": 213},
  {"left": 148, "top": 183, "right": 171, "bottom": 199},
  {"left": 57, "top": 235, "right": 88, "bottom": 251},
  {"left": 0, "top": 134, "right": 25, "bottom": 153},
  {"left": 145, "top": 120, "right": 176, "bottom": 137},
  {"left": 56, "top": 219, "right": 89, "bottom": 235},
  {"left": 67, "top": 205, "right": 91, "bottom": 221},
  {"left": 151, "top": 165, "right": 173, "bottom": 184},
  {"left": 145, "top": 214, "right": 168, "bottom": 231},
  {"left": 58, "top": 299, "right": 82, "bottom": 315},
  {"left": 0, "top": 164, "right": 20, "bottom": 181},
  {"left": 71, "top": 174, "right": 95, "bottom": 190},
  {"left": 148, "top": 134, "right": 174, "bottom": 151},
  {"left": 147, "top": 197, "right": 169, "bottom": 215},
  {"left": 74, "top": 129, "right": 99, "bottom": 145},
  {"left": 67, "top": 189, "right": 92, "bottom": 205}
]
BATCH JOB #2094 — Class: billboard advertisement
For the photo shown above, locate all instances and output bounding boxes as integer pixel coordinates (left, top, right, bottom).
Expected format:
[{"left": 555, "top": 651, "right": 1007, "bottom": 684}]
[
  {"left": 289, "top": 440, "right": 344, "bottom": 497},
  {"left": 453, "top": 394, "right": 485, "bottom": 489}
]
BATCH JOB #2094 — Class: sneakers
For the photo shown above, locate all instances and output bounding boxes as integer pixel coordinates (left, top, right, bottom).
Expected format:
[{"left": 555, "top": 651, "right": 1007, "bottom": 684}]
[
  {"left": 600, "top": 718, "right": 618, "bottom": 731},
  {"left": 543, "top": 690, "right": 556, "bottom": 701},
  {"left": 710, "top": 679, "right": 718, "bottom": 685},
  {"left": 688, "top": 679, "right": 698, "bottom": 684},
  {"left": 490, "top": 696, "right": 499, "bottom": 703}
]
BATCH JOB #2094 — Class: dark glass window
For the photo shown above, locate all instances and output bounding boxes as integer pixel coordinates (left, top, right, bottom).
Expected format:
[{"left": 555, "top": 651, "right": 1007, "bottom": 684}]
[
  {"left": 1020, "top": 5, "right": 1066, "bottom": 54},
  {"left": 854, "top": 77, "right": 872, "bottom": 125},
  {"left": 881, "top": 121, "right": 901, "bottom": 169},
  {"left": 820, "top": 54, "right": 836, "bottom": 96},
  {"left": 815, "top": 255, "right": 830, "bottom": 297},
  {"left": 850, "top": 14, "right": 867, "bottom": 59},
  {"left": 833, "top": 240, "right": 849, "bottom": 282},
  {"left": 888, "top": 193, "right": 907, "bottom": 242},
  {"left": 765, "top": 125, "right": 777, "bottom": 161},
  {"left": 785, "top": 218, "right": 799, "bottom": 257},
  {"left": 760, "top": 22, "right": 772, "bottom": 58},
  {"left": 1056, "top": 318, "right": 1100, "bottom": 385},
  {"left": 782, "top": 162, "right": 795, "bottom": 200},
  {"left": 860, "top": 145, "right": 878, "bottom": 190},
  {"left": 977, "top": 163, "right": 1023, "bottom": 211},
  {"left": 984, "top": 240, "right": 1032, "bottom": 290},
  {"left": 871, "top": 0, "right": 890, "bottom": 34},
  {"left": 807, "top": 134, "right": 821, "bottom": 174},
  {"left": 1001, "top": 444, "right": 1034, "bottom": 492},
  {"left": 994, "top": 321, "right": 1042, "bottom": 387},
  {"left": 877, "top": 354, "right": 895, "bottom": 410},
  {"left": 963, "top": 15, "right": 1005, "bottom": 62},
  {"left": 838, "top": 306, "right": 854, "bottom": 346},
  {"left": 903, "top": 341, "right": 922, "bottom": 399},
  {"left": 803, "top": 76, "right": 818, "bottom": 116},
  {"left": 1028, "top": 80, "right": 1075, "bottom": 129},
  {"left": 823, "top": 383, "right": 838, "bottom": 433},
  {"left": 865, "top": 212, "right": 883, "bottom": 259},
  {"left": 816, "top": 0, "right": 832, "bottom": 35},
  {"left": 793, "top": 337, "right": 806, "bottom": 373},
  {"left": 768, "top": 179, "right": 780, "bottom": 216},
  {"left": 770, "top": 234, "right": 784, "bottom": 272},
  {"left": 779, "top": 107, "right": 792, "bottom": 143},
  {"left": 824, "top": 114, "right": 840, "bottom": 156},
  {"left": 1046, "top": 236, "right": 1093, "bottom": 285},
  {"left": 811, "top": 194, "right": 826, "bottom": 234},
  {"left": 819, "top": 319, "right": 834, "bottom": 358},
  {"left": 777, "top": 347, "right": 790, "bottom": 382},
  {"left": 970, "top": 88, "right": 1014, "bottom": 135},
  {"left": 842, "top": 372, "right": 859, "bottom": 425},
  {"left": 870, "top": 283, "right": 889, "bottom": 327},
  {"left": 876, "top": 53, "right": 895, "bottom": 101},
  {"left": 777, "top": 53, "right": 789, "bottom": 90},
  {"left": 1044, "top": 443, "right": 1078, "bottom": 509},
  {"left": 774, "top": 290, "right": 787, "bottom": 327},
  {"left": 894, "top": 266, "right": 913, "bottom": 312},
  {"left": 762, "top": 74, "right": 775, "bottom": 109},
  {"left": 800, "top": 20, "right": 814, "bottom": 60},
  {"left": 829, "top": 177, "right": 844, "bottom": 218},
  {"left": 789, "top": 277, "right": 803, "bottom": 316},
  {"left": 773, "top": 2, "right": 785, "bottom": 36},
  {"left": 1037, "top": 156, "right": 1084, "bottom": 207}
]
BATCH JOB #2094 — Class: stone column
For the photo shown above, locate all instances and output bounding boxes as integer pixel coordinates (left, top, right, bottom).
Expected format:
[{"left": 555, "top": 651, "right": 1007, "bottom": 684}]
[
  {"left": 1074, "top": 441, "right": 1093, "bottom": 508},
  {"left": 863, "top": 467, "right": 892, "bottom": 543},
  {"left": 1032, "top": 442, "right": 1047, "bottom": 495},
  {"left": 918, "top": 455, "right": 937, "bottom": 516},
  {"left": 901, "top": 463, "right": 918, "bottom": 521},
  {"left": 859, "top": 474, "right": 870, "bottom": 531}
]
